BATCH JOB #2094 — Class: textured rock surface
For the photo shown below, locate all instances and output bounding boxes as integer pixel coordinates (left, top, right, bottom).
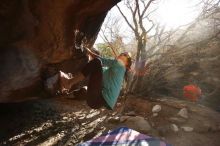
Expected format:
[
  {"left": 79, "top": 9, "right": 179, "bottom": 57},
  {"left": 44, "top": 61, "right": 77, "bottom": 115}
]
[
  {"left": 0, "top": 96, "right": 220, "bottom": 146},
  {"left": 0, "top": 0, "right": 120, "bottom": 102},
  {"left": 121, "top": 116, "right": 152, "bottom": 134}
]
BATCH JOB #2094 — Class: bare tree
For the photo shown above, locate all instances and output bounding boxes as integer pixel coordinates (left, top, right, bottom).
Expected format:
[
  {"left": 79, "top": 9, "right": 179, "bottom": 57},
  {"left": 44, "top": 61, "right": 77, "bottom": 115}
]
[
  {"left": 96, "top": 0, "right": 220, "bottom": 106},
  {"left": 98, "top": 14, "right": 126, "bottom": 57},
  {"left": 137, "top": 1, "right": 220, "bottom": 105},
  {"left": 116, "top": 0, "right": 157, "bottom": 92}
]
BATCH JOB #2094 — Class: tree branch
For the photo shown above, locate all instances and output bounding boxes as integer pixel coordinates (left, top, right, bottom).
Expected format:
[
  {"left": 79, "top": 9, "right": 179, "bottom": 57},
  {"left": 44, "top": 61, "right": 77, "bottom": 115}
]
[
  {"left": 116, "top": 5, "right": 137, "bottom": 34},
  {"left": 141, "top": 0, "right": 155, "bottom": 18}
]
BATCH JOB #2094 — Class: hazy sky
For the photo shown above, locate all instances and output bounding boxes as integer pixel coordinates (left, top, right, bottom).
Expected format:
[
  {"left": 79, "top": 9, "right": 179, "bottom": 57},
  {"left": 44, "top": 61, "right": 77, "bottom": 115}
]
[{"left": 95, "top": 0, "right": 204, "bottom": 44}]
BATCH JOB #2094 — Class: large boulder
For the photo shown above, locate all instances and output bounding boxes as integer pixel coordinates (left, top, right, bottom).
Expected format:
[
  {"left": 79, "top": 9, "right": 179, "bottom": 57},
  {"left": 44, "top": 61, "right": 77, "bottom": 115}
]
[
  {"left": 120, "top": 116, "right": 152, "bottom": 134},
  {"left": 0, "top": 0, "right": 120, "bottom": 102}
]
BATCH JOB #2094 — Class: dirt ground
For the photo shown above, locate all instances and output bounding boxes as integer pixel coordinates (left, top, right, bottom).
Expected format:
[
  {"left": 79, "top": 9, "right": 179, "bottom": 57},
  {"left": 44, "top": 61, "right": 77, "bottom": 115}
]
[{"left": 0, "top": 96, "right": 220, "bottom": 146}]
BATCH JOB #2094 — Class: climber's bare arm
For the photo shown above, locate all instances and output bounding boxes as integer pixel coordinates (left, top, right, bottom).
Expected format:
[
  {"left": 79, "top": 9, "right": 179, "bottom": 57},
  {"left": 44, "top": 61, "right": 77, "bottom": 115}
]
[{"left": 84, "top": 47, "right": 101, "bottom": 58}]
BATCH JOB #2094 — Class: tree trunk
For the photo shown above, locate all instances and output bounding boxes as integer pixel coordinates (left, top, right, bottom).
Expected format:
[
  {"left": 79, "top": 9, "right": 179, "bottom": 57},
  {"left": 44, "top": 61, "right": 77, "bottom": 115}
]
[{"left": 129, "top": 39, "right": 147, "bottom": 93}]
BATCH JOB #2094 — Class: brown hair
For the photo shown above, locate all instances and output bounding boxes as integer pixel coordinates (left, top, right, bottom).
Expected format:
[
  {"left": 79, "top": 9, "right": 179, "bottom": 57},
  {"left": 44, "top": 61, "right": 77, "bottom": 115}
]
[{"left": 119, "top": 52, "right": 132, "bottom": 82}]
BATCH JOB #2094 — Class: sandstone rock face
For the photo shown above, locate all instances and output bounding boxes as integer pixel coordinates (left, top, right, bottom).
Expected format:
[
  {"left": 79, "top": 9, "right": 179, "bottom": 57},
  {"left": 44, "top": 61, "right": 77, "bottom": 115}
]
[{"left": 0, "top": 0, "right": 120, "bottom": 102}]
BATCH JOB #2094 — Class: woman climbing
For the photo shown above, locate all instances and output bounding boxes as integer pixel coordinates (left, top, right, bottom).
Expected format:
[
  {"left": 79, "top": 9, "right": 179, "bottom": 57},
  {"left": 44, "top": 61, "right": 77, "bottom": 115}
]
[{"left": 59, "top": 48, "right": 132, "bottom": 110}]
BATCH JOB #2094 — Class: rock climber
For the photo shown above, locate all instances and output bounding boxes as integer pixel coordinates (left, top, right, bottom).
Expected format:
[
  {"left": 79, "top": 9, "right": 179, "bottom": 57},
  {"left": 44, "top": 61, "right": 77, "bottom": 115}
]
[{"left": 59, "top": 48, "right": 132, "bottom": 110}]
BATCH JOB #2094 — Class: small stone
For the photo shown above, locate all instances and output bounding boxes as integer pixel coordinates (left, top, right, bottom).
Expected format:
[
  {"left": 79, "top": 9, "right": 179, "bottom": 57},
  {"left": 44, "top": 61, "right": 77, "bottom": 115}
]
[
  {"left": 100, "top": 108, "right": 105, "bottom": 112},
  {"left": 177, "top": 108, "right": 188, "bottom": 119},
  {"left": 153, "top": 113, "right": 158, "bottom": 117},
  {"left": 125, "top": 111, "right": 136, "bottom": 116},
  {"left": 62, "top": 117, "right": 68, "bottom": 120},
  {"left": 170, "top": 124, "right": 179, "bottom": 132},
  {"left": 169, "top": 117, "right": 186, "bottom": 123},
  {"left": 181, "top": 126, "right": 194, "bottom": 132},
  {"left": 108, "top": 116, "right": 120, "bottom": 124},
  {"left": 116, "top": 102, "right": 122, "bottom": 107},
  {"left": 152, "top": 105, "right": 162, "bottom": 113},
  {"left": 112, "top": 112, "right": 117, "bottom": 116}
]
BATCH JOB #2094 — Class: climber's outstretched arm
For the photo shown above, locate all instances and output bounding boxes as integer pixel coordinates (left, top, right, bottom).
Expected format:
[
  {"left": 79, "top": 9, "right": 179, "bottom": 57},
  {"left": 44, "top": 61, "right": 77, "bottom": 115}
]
[{"left": 84, "top": 47, "right": 101, "bottom": 58}]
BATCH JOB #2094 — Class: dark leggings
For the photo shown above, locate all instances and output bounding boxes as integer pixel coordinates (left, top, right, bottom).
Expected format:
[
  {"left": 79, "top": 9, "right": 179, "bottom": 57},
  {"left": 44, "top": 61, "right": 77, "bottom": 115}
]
[{"left": 81, "top": 58, "right": 109, "bottom": 109}]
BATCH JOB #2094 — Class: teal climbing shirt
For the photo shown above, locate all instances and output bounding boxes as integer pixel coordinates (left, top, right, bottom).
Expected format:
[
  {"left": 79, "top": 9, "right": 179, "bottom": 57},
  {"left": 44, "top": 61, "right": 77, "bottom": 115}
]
[{"left": 100, "top": 57, "right": 126, "bottom": 109}]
